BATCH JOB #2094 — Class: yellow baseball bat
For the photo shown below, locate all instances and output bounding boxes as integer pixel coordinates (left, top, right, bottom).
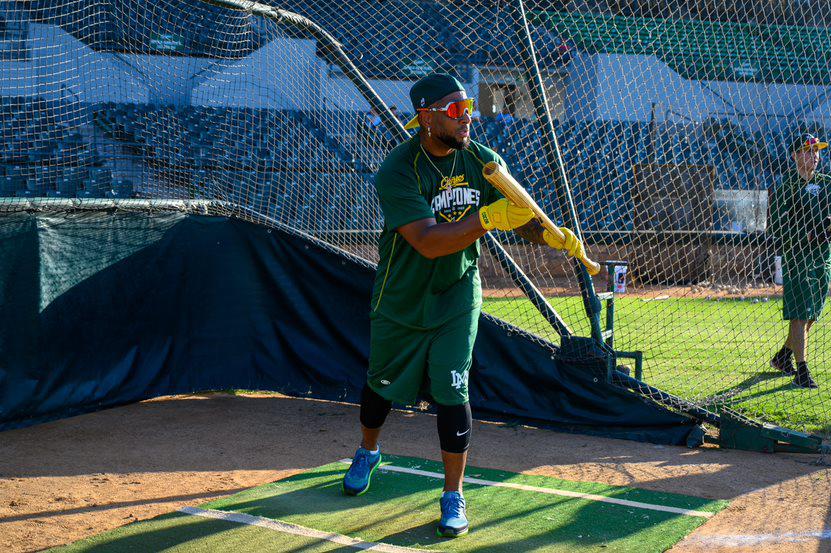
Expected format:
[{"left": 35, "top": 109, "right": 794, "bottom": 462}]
[{"left": 482, "top": 162, "right": 601, "bottom": 276}]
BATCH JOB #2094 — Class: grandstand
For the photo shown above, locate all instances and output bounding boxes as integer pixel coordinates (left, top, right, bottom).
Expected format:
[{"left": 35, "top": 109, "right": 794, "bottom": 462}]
[
  {"left": 0, "top": 104, "right": 804, "bottom": 234},
  {"left": 576, "top": 0, "right": 831, "bottom": 27},
  {"left": 536, "top": 10, "right": 831, "bottom": 85},
  {"left": 3, "top": 0, "right": 829, "bottom": 236}
]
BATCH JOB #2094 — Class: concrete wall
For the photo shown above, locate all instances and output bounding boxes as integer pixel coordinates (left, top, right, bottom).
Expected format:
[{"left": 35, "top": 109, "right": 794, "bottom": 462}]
[
  {"left": 192, "top": 38, "right": 320, "bottom": 109},
  {"left": 125, "top": 55, "right": 212, "bottom": 105},
  {"left": 564, "top": 51, "right": 831, "bottom": 129},
  {"left": 566, "top": 52, "right": 725, "bottom": 123},
  {"left": 0, "top": 24, "right": 148, "bottom": 103},
  {"left": 323, "top": 73, "right": 413, "bottom": 113},
  {"left": 564, "top": 50, "right": 599, "bottom": 121}
]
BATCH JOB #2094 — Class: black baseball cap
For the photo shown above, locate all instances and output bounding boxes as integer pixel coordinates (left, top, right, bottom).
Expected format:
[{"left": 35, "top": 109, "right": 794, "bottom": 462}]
[{"left": 403, "top": 73, "right": 466, "bottom": 130}]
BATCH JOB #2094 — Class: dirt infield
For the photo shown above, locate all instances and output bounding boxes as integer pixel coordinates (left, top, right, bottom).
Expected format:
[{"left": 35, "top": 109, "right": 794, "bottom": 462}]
[
  {"left": 1, "top": 393, "right": 829, "bottom": 553},
  {"left": 483, "top": 284, "right": 782, "bottom": 300}
]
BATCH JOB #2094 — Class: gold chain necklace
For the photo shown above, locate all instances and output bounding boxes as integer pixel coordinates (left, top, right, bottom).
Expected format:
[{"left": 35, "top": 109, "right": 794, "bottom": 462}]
[{"left": 420, "top": 144, "right": 457, "bottom": 183}]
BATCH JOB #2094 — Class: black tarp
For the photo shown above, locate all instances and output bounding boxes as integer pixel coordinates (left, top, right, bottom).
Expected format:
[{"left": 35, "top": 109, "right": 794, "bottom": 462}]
[{"left": 0, "top": 210, "right": 699, "bottom": 444}]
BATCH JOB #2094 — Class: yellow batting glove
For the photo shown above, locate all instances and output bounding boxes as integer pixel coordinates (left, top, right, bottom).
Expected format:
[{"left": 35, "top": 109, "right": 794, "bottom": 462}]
[
  {"left": 543, "top": 227, "right": 585, "bottom": 259},
  {"left": 479, "top": 198, "right": 535, "bottom": 231}
]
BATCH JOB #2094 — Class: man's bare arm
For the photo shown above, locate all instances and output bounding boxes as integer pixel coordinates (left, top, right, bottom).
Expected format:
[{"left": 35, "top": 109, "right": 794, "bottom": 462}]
[
  {"left": 397, "top": 217, "right": 488, "bottom": 259},
  {"left": 512, "top": 218, "right": 546, "bottom": 245},
  {"left": 400, "top": 218, "right": 547, "bottom": 258}
]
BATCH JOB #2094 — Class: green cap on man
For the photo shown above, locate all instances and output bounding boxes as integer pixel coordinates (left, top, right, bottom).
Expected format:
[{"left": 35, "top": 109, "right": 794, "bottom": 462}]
[{"left": 403, "top": 73, "right": 466, "bottom": 130}]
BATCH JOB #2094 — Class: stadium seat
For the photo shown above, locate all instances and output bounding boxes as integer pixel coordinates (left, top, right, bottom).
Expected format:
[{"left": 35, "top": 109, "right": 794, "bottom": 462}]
[
  {"left": 76, "top": 188, "right": 104, "bottom": 199},
  {"left": 0, "top": 176, "right": 18, "bottom": 197}
]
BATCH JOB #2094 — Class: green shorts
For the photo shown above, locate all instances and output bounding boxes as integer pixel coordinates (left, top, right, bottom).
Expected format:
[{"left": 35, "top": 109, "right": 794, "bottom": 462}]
[
  {"left": 783, "top": 258, "right": 831, "bottom": 320},
  {"left": 368, "top": 308, "right": 480, "bottom": 406}
]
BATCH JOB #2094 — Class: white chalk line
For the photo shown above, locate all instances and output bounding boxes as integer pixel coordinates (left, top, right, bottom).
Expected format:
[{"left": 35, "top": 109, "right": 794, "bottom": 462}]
[
  {"left": 181, "top": 463, "right": 830, "bottom": 548},
  {"left": 180, "top": 506, "right": 427, "bottom": 552},
  {"left": 338, "top": 459, "right": 714, "bottom": 518},
  {"left": 685, "top": 530, "right": 831, "bottom": 546}
]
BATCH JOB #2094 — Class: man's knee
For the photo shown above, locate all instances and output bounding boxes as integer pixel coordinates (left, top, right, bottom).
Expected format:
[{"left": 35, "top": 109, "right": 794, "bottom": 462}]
[
  {"left": 360, "top": 383, "right": 392, "bottom": 429},
  {"left": 436, "top": 402, "right": 472, "bottom": 453}
]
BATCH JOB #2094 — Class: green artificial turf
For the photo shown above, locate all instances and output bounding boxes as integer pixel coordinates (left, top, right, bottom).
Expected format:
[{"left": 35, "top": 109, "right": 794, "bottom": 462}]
[{"left": 51, "top": 456, "right": 728, "bottom": 553}]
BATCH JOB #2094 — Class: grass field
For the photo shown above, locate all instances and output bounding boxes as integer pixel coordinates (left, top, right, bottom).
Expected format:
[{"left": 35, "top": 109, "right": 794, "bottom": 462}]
[
  {"left": 484, "top": 296, "right": 831, "bottom": 435},
  {"left": 49, "top": 455, "right": 729, "bottom": 552}
]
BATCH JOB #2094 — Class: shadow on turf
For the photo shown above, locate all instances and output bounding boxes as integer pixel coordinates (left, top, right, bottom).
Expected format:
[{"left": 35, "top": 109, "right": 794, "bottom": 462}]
[
  {"left": 203, "top": 469, "right": 439, "bottom": 537},
  {"left": 700, "top": 371, "right": 791, "bottom": 409},
  {"left": 70, "top": 472, "right": 711, "bottom": 552},
  {"left": 376, "top": 498, "right": 655, "bottom": 551},
  {"left": 379, "top": 463, "right": 722, "bottom": 551},
  {"left": 196, "top": 463, "right": 596, "bottom": 550},
  {"left": 0, "top": 488, "right": 249, "bottom": 525}
]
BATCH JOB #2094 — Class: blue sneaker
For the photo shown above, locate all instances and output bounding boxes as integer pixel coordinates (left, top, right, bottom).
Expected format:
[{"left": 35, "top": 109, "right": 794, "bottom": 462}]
[
  {"left": 342, "top": 447, "right": 381, "bottom": 496},
  {"left": 437, "top": 491, "right": 469, "bottom": 537}
]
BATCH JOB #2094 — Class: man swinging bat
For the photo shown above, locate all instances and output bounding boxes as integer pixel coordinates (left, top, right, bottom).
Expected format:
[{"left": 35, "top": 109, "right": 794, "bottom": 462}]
[{"left": 341, "top": 73, "right": 587, "bottom": 537}]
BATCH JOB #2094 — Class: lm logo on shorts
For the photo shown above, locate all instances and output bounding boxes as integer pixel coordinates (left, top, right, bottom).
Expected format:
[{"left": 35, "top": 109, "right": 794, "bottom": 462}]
[{"left": 451, "top": 370, "right": 469, "bottom": 390}]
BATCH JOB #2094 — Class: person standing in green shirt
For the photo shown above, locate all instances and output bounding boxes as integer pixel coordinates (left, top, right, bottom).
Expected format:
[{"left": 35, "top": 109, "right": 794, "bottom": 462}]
[
  {"left": 768, "top": 133, "right": 830, "bottom": 389},
  {"left": 341, "top": 73, "right": 586, "bottom": 537}
]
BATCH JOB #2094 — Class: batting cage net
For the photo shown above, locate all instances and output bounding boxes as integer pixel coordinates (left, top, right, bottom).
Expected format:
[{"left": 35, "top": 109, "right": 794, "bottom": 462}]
[{"left": 1, "top": 0, "right": 829, "bottom": 438}]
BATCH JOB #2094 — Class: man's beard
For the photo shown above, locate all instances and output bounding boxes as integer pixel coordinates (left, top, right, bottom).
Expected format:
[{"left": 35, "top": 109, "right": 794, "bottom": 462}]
[{"left": 436, "top": 131, "right": 470, "bottom": 151}]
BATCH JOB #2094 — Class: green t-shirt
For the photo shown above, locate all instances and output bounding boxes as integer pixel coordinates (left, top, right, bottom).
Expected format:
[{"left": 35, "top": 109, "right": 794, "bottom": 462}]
[
  {"left": 370, "top": 137, "right": 505, "bottom": 329},
  {"left": 769, "top": 169, "right": 831, "bottom": 264}
]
